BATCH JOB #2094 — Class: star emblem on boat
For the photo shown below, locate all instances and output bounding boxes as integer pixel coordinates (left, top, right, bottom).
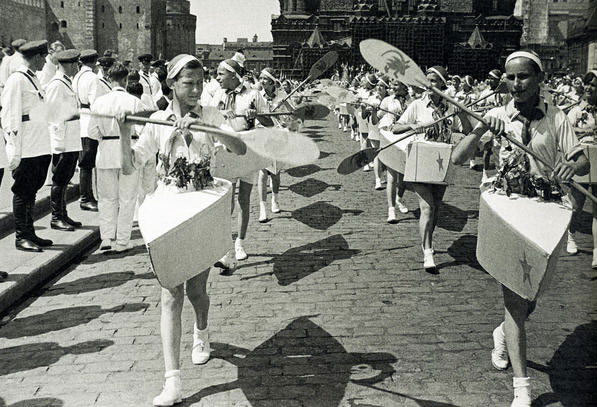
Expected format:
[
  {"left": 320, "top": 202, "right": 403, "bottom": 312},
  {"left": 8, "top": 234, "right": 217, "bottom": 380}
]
[
  {"left": 520, "top": 252, "right": 532, "bottom": 287},
  {"left": 436, "top": 152, "right": 444, "bottom": 171}
]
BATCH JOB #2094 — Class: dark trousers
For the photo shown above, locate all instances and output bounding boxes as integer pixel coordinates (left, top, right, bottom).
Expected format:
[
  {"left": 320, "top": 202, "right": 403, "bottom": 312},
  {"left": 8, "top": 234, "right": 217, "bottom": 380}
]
[
  {"left": 12, "top": 155, "right": 51, "bottom": 240},
  {"left": 79, "top": 137, "right": 98, "bottom": 203},
  {"left": 51, "top": 151, "right": 79, "bottom": 220}
]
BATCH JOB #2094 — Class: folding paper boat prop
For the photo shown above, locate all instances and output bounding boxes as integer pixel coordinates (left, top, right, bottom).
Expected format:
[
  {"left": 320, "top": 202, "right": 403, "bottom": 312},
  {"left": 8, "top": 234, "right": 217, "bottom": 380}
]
[
  {"left": 573, "top": 142, "right": 597, "bottom": 184},
  {"left": 138, "top": 179, "right": 233, "bottom": 289},
  {"left": 403, "top": 140, "right": 454, "bottom": 185},
  {"left": 378, "top": 129, "right": 410, "bottom": 173},
  {"left": 476, "top": 190, "right": 572, "bottom": 301},
  {"left": 211, "top": 139, "right": 272, "bottom": 180}
]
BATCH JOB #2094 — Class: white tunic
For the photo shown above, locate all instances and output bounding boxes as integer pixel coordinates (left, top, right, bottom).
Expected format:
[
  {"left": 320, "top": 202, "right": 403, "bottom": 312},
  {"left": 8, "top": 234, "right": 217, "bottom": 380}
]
[
  {"left": 209, "top": 83, "right": 268, "bottom": 131},
  {"left": 38, "top": 55, "right": 59, "bottom": 88},
  {"left": 45, "top": 71, "right": 82, "bottom": 153},
  {"left": 398, "top": 93, "right": 463, "bottom": 143},
  {"left": 0, "top": 128, "right": 8, "bottom": 168},
  {"left": 88, "top": 87, "right": 145, "bottom": 169},
  {"left": 74, "top": 66, "right": 109, "bottom": 139},
  {"left": 0, "top": 66, "right": 50, "bottom": 158}
]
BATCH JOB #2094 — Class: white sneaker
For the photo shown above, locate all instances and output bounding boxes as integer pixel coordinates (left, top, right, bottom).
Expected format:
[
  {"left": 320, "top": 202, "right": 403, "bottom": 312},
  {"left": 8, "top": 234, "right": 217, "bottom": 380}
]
[
  {"left": 235, "top": 239, "right": 248, "bottom": 261},
  {"left": 375, "top": 178, "right": 383, "bottom": 190},
  {"left": 338, "top": 123, "right": 342, "bottom": 129},
  {"left": 153, "top": 371, "right": 182, "bottom": 406},
  {"left": 395, "top": 199, "right": 408, "bottom": 214},
  {"left": 387, "top": 207, "right": 398, "bottom": 224},
  {"left": 566, "top": 232, "right": 578, "bottom": 255},
  {"left": 423, "top": 248, "right": 436, "bottom": 271},
  {"left": 343, "top": 126, "right": 348, "bottom": 132},
  {"left": 259, "top": 202, "right": 268, "bottom": 223},
  {"left": 192, "top": 324, "right": 210, "bottom": 365},
  {"left": 592, "top": 249, "right": 597, "bottom": 269},
  {"left": 214, "top": 251, "right": 235, "bottom": 271},
  {"left": 363, "top": 164, "right": 371, "bottom": 172},
  {"left": 491, "top": 323, "right": 509, "bottom": 370},
  {"left": 482, "top": 171, "right": 490, "bottom": 184},
  {"left": 271, "top": 198, "right": 280, "bottom": 214},
  {"left": 113, "top": 242, "right": 133, "bottom": 253},
  {"left": 469, "top": 159, "right": 476, "bottom": 169},
  {"left": 100, "top": 239, "right": 112, "bottom": 251}
]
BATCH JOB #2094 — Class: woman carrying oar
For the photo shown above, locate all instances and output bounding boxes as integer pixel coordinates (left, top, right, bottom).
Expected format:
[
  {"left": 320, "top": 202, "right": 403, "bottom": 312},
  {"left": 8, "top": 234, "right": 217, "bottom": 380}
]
[
  {"left": 115, "top": 54, "right": 247, "bottom": 406},
  {"left": 389, "top": 66, "right": 472, "bottom": 271},
  {"left": 366, "top": 75, "right": 391, "bottom": 190},
  {"left": 452, "top": 50, "right": 589, "bottom": 407}
]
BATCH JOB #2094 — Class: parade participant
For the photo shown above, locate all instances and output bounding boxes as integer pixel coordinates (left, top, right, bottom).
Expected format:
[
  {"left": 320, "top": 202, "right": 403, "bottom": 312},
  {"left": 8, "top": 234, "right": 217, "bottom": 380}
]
[
  {"left": 127, "top": 71, "right": 156, "bottom": 110},
  {"left": 0, "top": 45, "right": 16, "bottom": 97},
  {"left": 150, "top": 59, "right": 165, "bottom": 103},
  {"left": 456, "top": 75, "right": 479, "bottom": 169},
  {"left": 138, "top": 53, "right": 155, "bottom": 102},
  {"left": 477, "top": 69, "right": 506, "bottom": 178},
  {"left": 445, "top": 75, "right": 461, "bottom": 98},
  {"left": 5, "top": 39, "right": 26, "bottom": 81},
  {"left": 210, "top": 58, "right": 267, "bottom": 265},
  {"left": 256, "top": 67, "right": 294, "bottom": 223},
  {"left": 38, "top": 41, "right": 65, "bottom": 87},
  {"left": 1, "top": 40, "right": 54, "bottom": 252},
  {"left": 155, "top": 65, "right": 171, "bottom": 111},
  {"left": 97, "top": 55, "right": 115, "bottom": 81},
  {"left": 200, "top": 68, "right": 220, "bottom": 107},
  {"left": 378, "top": 80, "right": 409, "bottom": 222},
  {"left": 566, "top": 70, "right": 597, "bottom": 262},
  {"left": 452, "top": 50, "right": 588, "bottom": 407},
  {"left": 115, "top": 54, "right": 246, "bottom": 406},
  {"left": 45, "top": 49, "right": 83, "bottom": 232},
  {"left": 0, "top": 123, "right": 8, "bottom": 280},
  {"left": 74, "top": 49, "right": 106, "bottom": 212},
  {"left": 88, "top": 63, "right": 145, "bottom": 253},
  {"left": 390, "top": 66, "right": 471, "bottom": 271},
  {"left": 367, "top": 75, "right": 390, "bottom": 190},
  {"left": 357, "top": 74, "right": 377, "bottom": 171}
]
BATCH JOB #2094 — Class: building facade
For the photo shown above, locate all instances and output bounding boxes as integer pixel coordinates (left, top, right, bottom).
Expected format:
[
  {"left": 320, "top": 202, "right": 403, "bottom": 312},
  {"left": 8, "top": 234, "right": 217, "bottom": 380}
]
[
  {"left": 196, "top": 36, "right": 274, "bottom": 72},
  {"left": 1, "top": 0, "right": 195, "bottom": 61}
]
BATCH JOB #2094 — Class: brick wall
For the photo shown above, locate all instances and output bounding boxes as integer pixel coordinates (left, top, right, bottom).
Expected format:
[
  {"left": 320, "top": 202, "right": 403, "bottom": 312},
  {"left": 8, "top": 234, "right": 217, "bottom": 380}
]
[
  {"left": 0, "top": 0, "right": 46, "bottom": 47},
  {"left": 46, "top": 0, "right": 93, "bottom": 49},
  {"left": 440, "top": 0, "right": 474, "bottom": 13}
]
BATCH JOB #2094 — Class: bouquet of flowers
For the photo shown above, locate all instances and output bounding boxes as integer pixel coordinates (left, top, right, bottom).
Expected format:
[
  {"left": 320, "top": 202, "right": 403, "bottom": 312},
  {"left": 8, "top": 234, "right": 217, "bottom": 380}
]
[
  {"left": 491, "top": 147, "right": 562, "bottom": 201},
  {"left": 159, "top": 151, "right": 214, "bottom": 191}
]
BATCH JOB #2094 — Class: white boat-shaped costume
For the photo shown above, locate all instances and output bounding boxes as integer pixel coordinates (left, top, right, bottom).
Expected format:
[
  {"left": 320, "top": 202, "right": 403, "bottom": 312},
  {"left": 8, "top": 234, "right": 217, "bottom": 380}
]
[{"left": 477, "top": 190, "right": 571, "bottom": 301}]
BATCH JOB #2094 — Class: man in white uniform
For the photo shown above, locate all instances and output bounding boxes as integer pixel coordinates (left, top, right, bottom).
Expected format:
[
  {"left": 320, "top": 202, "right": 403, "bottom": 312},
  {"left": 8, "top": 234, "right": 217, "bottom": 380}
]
[
  {"left": 1, "top": 40, "right": 53, "bottom": 252},
  {"left": 88, "top": 63, "right": 145, "bottom": 252},
  {"left": 45, "top": 49, "right": 83, "bottom": 232},
  {"left": 138, "top": 53, "right": 154, "bottom": 103},
  {"left": 38, "top": 41, "right": 65, "bottom": 87}
]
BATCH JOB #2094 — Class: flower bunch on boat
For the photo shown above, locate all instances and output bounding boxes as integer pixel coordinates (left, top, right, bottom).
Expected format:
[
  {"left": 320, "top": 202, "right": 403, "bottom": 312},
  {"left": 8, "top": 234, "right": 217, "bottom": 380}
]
[
  {"left": 159, "top": 151, "right": 214, "bottom": 191},
  {"left": 491, "top": 148, "right": 562, "bottom": 201}
]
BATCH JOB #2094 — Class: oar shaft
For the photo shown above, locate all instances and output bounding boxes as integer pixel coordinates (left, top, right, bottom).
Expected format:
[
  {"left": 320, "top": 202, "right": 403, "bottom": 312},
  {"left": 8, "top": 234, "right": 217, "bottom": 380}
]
[
  {"left": 273, "top": 77, "right": 311, "bottom": 112},
  {"left": 425, "top": 83, "right": 597, "bottom": 205}
]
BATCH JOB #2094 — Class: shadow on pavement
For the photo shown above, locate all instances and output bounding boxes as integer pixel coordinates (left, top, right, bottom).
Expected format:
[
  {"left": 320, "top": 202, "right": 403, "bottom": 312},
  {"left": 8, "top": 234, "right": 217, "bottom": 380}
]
[
  {"left": 0, "top": 303, "right": 148, "bottom": 339},
  {"left": 570, "top": 209, "right": 593, "bottom": 235},
  {"left": 179, "top": 316, "right": 397, "bottom": 407},
  {"left": 285, "top": 164, "right": 330, "bottom": 178},
  {"left": 292, "top": 201, "right": 363, "bottom": 230},
  {"left": 81, "top": 243, "right": 146, "bottom": 264},
  {"left": 288, "top": 178, "right": 341, "bottom": 198},
  {"left": 0, "top": 397, "right": 63, "bottom": 407},
  {"left": 532, "top": 321, "right": 597, "bottom": 406},
  {"left": 436, "top": 202, "right": 475, "bottom": 232},
  {"left": 439, "top": 234, "right": 484, "bottom": 272},
  {"left": 319, "top": 151, "right": 334, "bottom": 159},
  {"left": 0, "top": 339, "right": 113, "bottom": 376},
  {"left": 238, "top": 234, "right": 360, "bottom": 285},
  {"left": 41, "top": 271, "right": 154, "bottom": 297}
]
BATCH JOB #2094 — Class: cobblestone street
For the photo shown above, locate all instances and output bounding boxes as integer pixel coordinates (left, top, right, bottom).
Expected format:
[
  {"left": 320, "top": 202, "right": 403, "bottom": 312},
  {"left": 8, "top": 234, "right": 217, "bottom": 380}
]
[{"left": 0, "top": 116, "right": 595, "bottom": 407}]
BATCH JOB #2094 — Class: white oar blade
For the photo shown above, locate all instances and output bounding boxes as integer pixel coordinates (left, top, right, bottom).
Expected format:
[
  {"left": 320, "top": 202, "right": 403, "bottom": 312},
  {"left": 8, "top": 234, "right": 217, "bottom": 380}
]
[
  {"left": 242, "top": 128, "right": 319, "bottom": 167},
  {"left": 201, "top": 106, "right": 226, "bottom": 128},
  {"left": 359, "top": 39, "right": 430, "bottom": 88}
]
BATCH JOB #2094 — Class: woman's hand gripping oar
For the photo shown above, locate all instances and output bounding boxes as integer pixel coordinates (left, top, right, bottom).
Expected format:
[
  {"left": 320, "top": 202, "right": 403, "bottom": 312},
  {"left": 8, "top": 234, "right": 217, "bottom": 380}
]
[{"left": 359, "top": 39, "right": 597, "bottom": 205}]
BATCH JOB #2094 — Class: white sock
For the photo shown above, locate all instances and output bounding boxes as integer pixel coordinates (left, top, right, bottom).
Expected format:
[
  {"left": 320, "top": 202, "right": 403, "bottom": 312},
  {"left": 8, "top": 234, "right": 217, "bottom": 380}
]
[
  {"left": 235, "top": 238, "right": 244, "bottom": 248},
  {"left": 513, "top": 377, "right": 531, "bottom": 398},
  {"left": 499, "top": 321, "right": 505, "bottom": 335},
  {"left": 164, "top": 369, "right": 180, "bottom": 379},
  {"left": 272, "top": 193, "right": 278, "bottom": 202}
]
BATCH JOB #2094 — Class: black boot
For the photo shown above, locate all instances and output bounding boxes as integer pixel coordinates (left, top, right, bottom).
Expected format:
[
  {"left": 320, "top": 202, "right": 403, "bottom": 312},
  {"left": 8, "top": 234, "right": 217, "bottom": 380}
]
[
  {"left": 80, "top": 169, "right": 98, "bottom": 211},
  {"left": 51, "top": 185, "right": 75, "bottom": 231},
  {"left": 26, "top": 201, "right": 53, "bottom": 247},
  {"left": 62, "top": 186, "right": 82, "bottom": 228},
  {"left": 13, "top": 195, "right": 42, "bottom": 252}
]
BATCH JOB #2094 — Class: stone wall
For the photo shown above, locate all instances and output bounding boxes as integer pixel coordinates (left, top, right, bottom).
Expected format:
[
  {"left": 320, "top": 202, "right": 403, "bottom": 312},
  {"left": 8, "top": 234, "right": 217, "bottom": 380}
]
[
  {"left": 0, "top": 0, "right": 46, "bottom": 47},
  {"left": 46, "top": 0, "right": 94, "bottom": 49}
]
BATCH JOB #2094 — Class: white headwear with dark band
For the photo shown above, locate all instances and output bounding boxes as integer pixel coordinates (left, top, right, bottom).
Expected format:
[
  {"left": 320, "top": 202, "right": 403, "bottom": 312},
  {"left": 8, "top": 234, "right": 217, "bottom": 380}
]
[
  {"left": 219, "top": 59, "right": 243, "bottom": 82},
  {"left": 167, "top": 54, "right": 200, "bottom": 80},
  {"left": 426, "top": 66, "right": 448, "bottom": 86},
  {"left": 505, "top": 51, "right": 543, "bottom": 72},
  {"left": 260, "top": 68, "right": 278, "bottom": 83}
]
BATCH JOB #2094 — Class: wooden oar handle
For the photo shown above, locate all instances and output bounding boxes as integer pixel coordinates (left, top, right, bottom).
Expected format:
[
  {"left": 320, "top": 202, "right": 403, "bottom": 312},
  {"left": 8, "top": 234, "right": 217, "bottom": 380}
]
[
  {"left": 272, "top": 76, "right": 311, "bottom": 112},
  {"left": 423, "top": 82, "right": 597, "bottom": 205}
]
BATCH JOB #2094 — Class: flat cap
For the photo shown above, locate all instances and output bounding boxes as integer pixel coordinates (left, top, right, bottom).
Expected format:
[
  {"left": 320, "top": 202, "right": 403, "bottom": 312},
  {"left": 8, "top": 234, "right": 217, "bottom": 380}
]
[
  {"left": 80, "top": 49, "right": 98, "bottom": 62},
  {"left": 55, "top": 49, "right": 80, "bottom": 63},
  {"left": 11, "top": 39, "right": 27, "bottom": 49},
  {"left": 137, "top": 53, "right": 153, "bottom": 62},
  {"left": 98, "top": 56, "right": 115, "bottom": 67},
  {"left": 20, "top": 40, "right": 48, "bottom": 57}
]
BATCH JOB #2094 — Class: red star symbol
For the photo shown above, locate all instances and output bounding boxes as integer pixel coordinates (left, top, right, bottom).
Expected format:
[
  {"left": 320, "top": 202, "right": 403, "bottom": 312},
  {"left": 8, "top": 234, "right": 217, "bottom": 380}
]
[
  {"left": 520, "top": 252, "right": 532, "bottom": 288},
  {"left": 436, "top": 152, "right": 444, "bottom": 171}
]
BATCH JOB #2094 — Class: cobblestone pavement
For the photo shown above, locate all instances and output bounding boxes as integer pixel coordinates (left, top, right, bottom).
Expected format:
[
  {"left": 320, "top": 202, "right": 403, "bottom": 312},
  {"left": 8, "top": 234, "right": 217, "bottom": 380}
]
[{"left": 0, "top": 116, "right": 595, "bottom": 407}]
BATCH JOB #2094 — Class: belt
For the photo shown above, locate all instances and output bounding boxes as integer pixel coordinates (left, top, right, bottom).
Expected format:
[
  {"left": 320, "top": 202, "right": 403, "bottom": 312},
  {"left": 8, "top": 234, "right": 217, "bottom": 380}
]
[
  {"left": 103, "top": 135, "right": 139, "bottom": 140},
  {"left": 22, "top": 114, "right": 29, "bottom": 122},
  {"left": 80, "top": 103, "right": 90, "bottom": 109},
  {"left": 66, "top": 117, "right": 79, "bottom": 122}
]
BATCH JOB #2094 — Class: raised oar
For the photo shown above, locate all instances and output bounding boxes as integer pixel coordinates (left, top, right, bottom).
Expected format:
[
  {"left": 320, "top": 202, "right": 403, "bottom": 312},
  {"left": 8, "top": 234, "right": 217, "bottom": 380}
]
[
  {"left": 235, "top": 103, "right": 330, "bottom": 121},
  {"left": 272, "top": 51, "right": 338, "bottom": 111},
  {"left": 336, "top": 90, "right": 498, "bottom": 174},
  {"left": 359, "top": 39, "right": 597, "bottom": 205}
]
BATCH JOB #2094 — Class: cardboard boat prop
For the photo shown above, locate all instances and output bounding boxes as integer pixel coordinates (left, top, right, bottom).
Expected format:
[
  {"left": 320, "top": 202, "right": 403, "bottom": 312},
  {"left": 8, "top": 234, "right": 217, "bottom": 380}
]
[
  {"left": 211, "top": 137, "right": 272, "bottom": 181},
  {"left": 378, "top": 129, "right": 411, "bottom": 173},
  {"left": 403, "top": 140, "right": 455, "bottom": 185},
  {"left": 476, "top": 190, "right": 572, "bottom": 301},
  {"left": 573, "top": 142, "right": 597, "bottom": 185},
  {"left": 138, "top": 179, "right": 233, "bottom": 289}
]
